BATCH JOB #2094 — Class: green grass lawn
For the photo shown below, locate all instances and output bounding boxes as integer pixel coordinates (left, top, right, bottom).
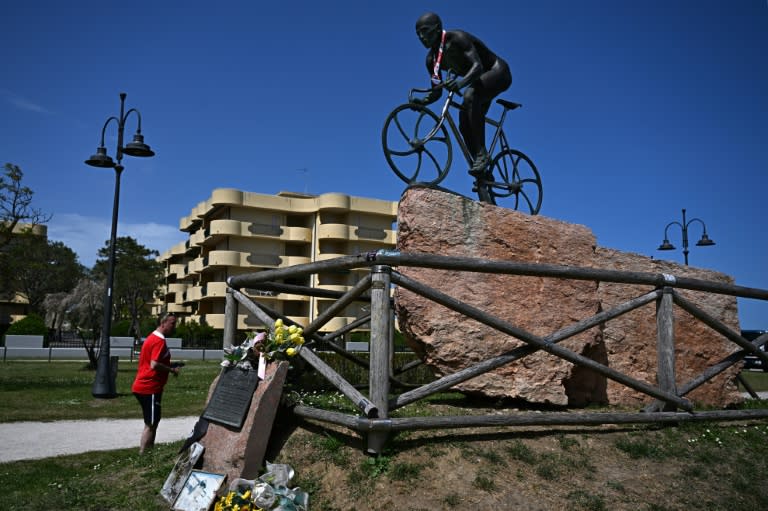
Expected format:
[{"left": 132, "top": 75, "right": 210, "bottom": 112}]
[
  {"left": 737, "top": 370, "right": 768, "bottom": 392},
  {"left": 0, "top": 360, "right": 222, "bottom": 422},
  {"left": 1, "top": 362, "right": 767, "bottom": 510}
]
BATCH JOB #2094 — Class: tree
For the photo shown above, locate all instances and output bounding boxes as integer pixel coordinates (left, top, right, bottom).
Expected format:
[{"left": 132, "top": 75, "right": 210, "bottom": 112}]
[
  {"left": 42, "top": 278, "right": 104, "bottom": 368},
  {"left": 66, "top": 278, "right": 104, "bottom": 337},
  {"left": 6, "top": 237, "right": 85, "bottom": 315},
  {"left": 0, "top": 163, "right": 52, "bottom": 301},
  {"left": 93, "top": 236, "right": 163, "bottom": 339},
  {"left": 0, "top": 163, "right": 51, "bottom": 248},
  {"left": 42, "top": 291, "right": 69, "bottom": 339}
]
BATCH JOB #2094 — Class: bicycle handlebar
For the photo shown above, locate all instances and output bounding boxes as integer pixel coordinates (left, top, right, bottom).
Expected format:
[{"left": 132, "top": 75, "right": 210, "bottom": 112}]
[{"left": 408, "top": 70, "right": 461, "bottom": 103}]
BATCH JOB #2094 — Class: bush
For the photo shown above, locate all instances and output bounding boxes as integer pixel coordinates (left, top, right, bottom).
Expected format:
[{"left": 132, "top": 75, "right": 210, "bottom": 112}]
[
  {"left": 108, "top": 318, "right": 156, "bottom": 338},
  {"left": 139, "top": 317, "right": 157, "bottom": 336},
  {"left": 175, "top": 320, "right": 222, "bottom": 348},
  {"left": 110, "top": 319, "right": 132, "bottom": 337},
  {"left": 6, "top": 313, "right": 47, "bottom": 335}
]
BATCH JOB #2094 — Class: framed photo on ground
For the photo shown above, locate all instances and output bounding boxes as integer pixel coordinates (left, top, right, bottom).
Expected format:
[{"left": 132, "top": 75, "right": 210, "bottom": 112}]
[
  {"left": 171, "top": 470, "right": 226, "bottom": 511},
  {"left": 161, "top": 442, "right": 205, "bottom": 503}
]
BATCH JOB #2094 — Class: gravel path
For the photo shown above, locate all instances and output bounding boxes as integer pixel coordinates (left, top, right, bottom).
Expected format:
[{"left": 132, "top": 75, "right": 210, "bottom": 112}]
[{"left": 0, "top": 416, "right": 198, "bottom": 463}]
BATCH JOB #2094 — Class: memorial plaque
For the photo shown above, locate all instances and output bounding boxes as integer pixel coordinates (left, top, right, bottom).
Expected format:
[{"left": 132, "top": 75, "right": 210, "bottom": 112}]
[{"left": 202, "top": 368, "right": 260, "bottom": 429}]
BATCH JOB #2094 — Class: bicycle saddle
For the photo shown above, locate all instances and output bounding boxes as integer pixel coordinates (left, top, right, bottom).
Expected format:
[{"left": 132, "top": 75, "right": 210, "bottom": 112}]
[{"left": 496, "top": 99, "right": 522, "bottom": 110}]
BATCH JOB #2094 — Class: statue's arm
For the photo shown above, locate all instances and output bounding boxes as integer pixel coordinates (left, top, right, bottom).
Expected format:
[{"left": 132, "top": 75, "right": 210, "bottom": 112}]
[
  {"left": 447, "top": 32, "right": 483, "bottom": 91},
  {"left": 415, "top": 52, "right": 443, "bottom": 105}
]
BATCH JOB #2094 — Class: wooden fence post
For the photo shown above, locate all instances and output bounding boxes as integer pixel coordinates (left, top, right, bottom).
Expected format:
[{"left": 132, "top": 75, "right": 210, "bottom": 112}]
[
  {"left": 656, "top": 286, "right": 677, "bottom": 411},
  {"left": 367, "top": 265, "right": 392, "bottom": 454},
  {"left": 224, "top": 289, "right": 237, "bottom": 349}
]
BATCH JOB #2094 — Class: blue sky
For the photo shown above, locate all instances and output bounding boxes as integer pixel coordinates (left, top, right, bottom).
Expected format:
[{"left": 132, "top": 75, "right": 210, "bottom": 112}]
[{"left": 2, "top": 1, "right": 766, "bottom": 328}]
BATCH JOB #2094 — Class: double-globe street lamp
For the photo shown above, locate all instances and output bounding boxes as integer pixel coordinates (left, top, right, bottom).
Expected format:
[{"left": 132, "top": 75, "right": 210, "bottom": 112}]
[
  {"left": 657, "top": 208, "right": 715, "bottom": 266},
  {"left": 85, "top": 92, "right": 155, "bottom": 398}
]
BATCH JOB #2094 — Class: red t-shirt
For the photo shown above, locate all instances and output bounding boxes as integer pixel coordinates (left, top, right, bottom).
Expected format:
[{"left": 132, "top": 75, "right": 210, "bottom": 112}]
[{"left": 131, "top": 331, "right": 172, "bottom": 394}]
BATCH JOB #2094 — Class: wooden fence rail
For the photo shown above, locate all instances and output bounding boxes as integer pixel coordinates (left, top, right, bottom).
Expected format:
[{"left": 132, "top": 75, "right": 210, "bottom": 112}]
[{"left": 224, "top": 250, "right": 768, "bottom": 454}]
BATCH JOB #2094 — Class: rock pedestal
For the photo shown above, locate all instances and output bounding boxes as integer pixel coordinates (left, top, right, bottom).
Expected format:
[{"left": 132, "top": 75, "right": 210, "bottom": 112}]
[
  {"left": 394, "top": 188, "right": 741, "bottom": 408},
  {"left": 199, "top": 361, "right": 288, "bottom": 481}
]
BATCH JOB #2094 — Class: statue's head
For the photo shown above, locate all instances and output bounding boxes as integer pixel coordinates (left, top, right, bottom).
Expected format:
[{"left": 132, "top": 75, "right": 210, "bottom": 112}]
[{"left": 416, "top": 12, "right": 443, "bottom": 48}]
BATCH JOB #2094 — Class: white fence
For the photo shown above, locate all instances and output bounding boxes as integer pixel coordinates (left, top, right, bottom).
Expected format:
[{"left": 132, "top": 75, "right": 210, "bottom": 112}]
[{"left": 1, "top": 335, "right": 222, "bottom": 362}]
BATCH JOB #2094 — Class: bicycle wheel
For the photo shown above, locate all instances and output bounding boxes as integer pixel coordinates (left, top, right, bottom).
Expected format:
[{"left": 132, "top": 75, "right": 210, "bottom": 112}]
[
  {"left": 382, "top": 103, "right": 452, "bottom": 186},
  {"left": 487, "top": 149, "right": 543, "bottom": 214}
]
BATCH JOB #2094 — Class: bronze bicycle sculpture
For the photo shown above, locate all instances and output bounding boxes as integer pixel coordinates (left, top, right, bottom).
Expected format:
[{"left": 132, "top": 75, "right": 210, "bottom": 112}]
[{"left": 382, "top": 81, "right": 543, "bottom": 214}]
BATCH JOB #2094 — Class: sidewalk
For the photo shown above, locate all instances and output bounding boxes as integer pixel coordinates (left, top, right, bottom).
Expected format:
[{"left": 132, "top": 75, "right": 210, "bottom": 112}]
[
  {"left": 2, "top": 393, "right": 767, "bottom": 464},
  {"left": 0, "top": 416, "right": 198, "bottom": 463}
]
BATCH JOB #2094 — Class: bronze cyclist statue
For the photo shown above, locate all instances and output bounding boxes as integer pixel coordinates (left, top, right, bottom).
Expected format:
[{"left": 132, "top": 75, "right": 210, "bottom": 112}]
[
  {"left": 382, "top": 12, "right": 542, "bottom": 213},
  {"left": 411, "top": 12, "right": 512, "bottom": 176}
]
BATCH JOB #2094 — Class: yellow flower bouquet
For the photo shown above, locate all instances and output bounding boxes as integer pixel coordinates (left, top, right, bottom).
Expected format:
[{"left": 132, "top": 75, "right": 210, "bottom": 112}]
[
  {"left": 222, "top": 318, "right": 305, "bottom": 370},
  {"left": 250, "top": 318, "right": 305, "bottom": 362}
]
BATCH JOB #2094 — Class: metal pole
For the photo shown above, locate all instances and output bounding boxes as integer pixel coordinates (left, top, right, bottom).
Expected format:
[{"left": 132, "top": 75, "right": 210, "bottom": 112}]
[
  {"left": 91, "top": 164, "right": 123, "bottom": 398},
  {"left": 92, "top": 94, "right": 127, "bottom": 398}
]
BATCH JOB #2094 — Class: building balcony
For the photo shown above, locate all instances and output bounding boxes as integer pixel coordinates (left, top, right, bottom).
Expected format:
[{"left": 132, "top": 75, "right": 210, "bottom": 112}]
[
  {"left": 201, "top": 281, "right": 228, "bottom": 300},
  {"left": 184, "top": 285, "right": 204, "bottom": 303},
  {"left": 315, "top": 252, "right": 349, "bottom": 262},
  {"left": 317, "top": 224, "right": 396, "bottom": 244},
  {"left": 317, "top": 223, "right": 353, "bottom": 240},
  {"left": 279, "top": 255, "right": 312, "bottom": 267},
  {"left": 189, "top": 228, "right": 206, "bottom": 247},
  {"left": 171, "top": 291, "right": 188, "bottom": 305},
  {"left": 209, "top": 188, "right": 244, "bottom": 207},
  {"left": 167, "top": 282, "right": 187, "bottom": 296},
  {"left": 281, "top": 226, "right": 312, "bottom": 243},
  {"left": 159, "top": 241, "right": 188, "bottom": 262},
  {"left": 168, "top": 263, "right": 187, "bottom": 277},
  {"left": 198, "top": 251, "right": 285, "bottom": 272},
  {"left": 187, "top": 256, "right": 206, "bottom": 275},
  {"left": 167, "top": 303, "right": 191, "bottom": 314},
  {"left": 176, "top": 266, "right": 197, "bottom": 283},
  {"left": 284, "top": 316, "right": 310, "bottom": 328},
  {"left": 204, "top": 250, "right": 241, "bottom": 268},
  {"left": 317, "top": 193, "right": 351, "bottom": 211},
  {"left": 203, "top": 313, "right": 311, "bottom": 331},
  {"left": 203, "top": 219, "right": 242, "bottom": 245},
  {"left": 199, "top": 220, "right": 312, "bottom": 246}
]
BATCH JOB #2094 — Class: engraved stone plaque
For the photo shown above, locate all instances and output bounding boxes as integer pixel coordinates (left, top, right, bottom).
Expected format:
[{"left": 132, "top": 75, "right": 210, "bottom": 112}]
[{"left": 202, "top": 368, "right": 260, "bottom": 429}]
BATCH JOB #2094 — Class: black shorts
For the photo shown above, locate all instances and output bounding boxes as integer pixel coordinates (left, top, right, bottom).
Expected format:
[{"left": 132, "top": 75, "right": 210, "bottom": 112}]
[{"left": 134, "top": 392, "right": 163, "bottom": 428}]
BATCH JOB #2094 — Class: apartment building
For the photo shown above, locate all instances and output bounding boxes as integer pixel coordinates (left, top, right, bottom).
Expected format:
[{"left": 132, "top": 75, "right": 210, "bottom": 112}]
[{"left": 158, "top": 189, "right": 397, "bottom": 336}]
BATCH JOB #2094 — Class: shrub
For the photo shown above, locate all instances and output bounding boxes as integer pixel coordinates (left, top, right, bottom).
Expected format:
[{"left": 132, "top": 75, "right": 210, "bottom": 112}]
[
  {"left": 6, "top": 313, "right": 47, "bottom": 335},
  {"left": 110, "top": 319, "right": 132, "bottom": 337},
  {"left": 175, "top": 320, "right": 222, "bottom": 348}
]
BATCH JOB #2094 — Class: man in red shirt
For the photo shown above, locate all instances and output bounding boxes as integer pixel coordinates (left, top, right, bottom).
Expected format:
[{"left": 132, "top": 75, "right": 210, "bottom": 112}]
[{"left": 131, "top": 313, "right": 181, "bottom": 454}]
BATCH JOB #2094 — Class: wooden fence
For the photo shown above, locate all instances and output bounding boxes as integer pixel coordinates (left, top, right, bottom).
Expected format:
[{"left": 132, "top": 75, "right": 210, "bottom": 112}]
[{"left": 224, "top": 250, "right": 768, "bottom": 454}]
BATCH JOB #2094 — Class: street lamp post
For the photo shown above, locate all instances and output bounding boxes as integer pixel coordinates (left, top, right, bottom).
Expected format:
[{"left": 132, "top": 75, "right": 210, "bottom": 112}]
[
  {"left": 85, "top": 92, "right": 155, "bottom": 398},
  {"left": 657, "top": 208, "right": 715, "bottom": 266}
]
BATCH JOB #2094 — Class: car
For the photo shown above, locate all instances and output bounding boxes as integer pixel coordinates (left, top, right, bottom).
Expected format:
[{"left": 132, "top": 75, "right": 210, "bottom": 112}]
[{"left": 742, "top": 330, "right": 768, "bottom": 371}]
